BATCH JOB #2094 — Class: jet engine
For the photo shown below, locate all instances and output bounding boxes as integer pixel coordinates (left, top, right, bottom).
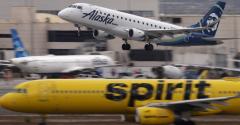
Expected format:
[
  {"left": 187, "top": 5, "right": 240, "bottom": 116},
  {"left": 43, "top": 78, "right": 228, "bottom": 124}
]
[
  {"left": 136, "top": 107, "right": 175, "bottom": 125},
  {"left": 128, "top": 28, "right": 146, "bottom": 41},
  {"left": 152, "top": 65, "right": 183, "bottom": 79},
  {"left": 93, "top": 30, "right": 115, "bottom": 40}
]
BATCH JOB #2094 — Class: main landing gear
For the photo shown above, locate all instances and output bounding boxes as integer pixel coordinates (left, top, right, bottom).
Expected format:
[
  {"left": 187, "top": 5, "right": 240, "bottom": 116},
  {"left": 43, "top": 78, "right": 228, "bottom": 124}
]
[
  {"left": 122, "top": 39, "right": 131, "bottom": 50},
  {"left": 174, "top": 119, "right": 196, "bottom": 125},
  {"left": 144, "top": 43, "right": 154, "bottom": 51},
  {"left": 38, "top": 115, "right": 47, "bottom": 125}
]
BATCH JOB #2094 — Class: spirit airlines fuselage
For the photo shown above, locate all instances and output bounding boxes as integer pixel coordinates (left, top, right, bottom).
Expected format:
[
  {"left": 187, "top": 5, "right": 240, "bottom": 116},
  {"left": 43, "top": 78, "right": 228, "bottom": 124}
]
[
  {"left": 10, "top": 55, "right": 115, "bottom": 74},
  {"left": 1, "top": 79, "right": 240, "bottom": 114}
]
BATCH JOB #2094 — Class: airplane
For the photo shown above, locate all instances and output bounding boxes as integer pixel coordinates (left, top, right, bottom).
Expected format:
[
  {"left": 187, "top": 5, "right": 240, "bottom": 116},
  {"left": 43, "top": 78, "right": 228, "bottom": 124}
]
[
  {"left": 58, "top": 1, "right": 235, "bottom": 50},
  {"left": 1, "top": 79, "right": 240, "bottom": 125},
  {"left": 174, "top": 64, "right": 240, "bottom": 79},
  {"left": 4, "top": 29, "right": 117, "bottom": 78}
]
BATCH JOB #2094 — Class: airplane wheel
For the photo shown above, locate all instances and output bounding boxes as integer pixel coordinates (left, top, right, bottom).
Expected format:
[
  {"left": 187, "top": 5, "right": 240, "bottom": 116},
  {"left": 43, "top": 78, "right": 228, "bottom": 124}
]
[
  {"left": 39, "top": 122, "right": 47, "bottom": 125},
  {"left": 145, "top": 44, "right": 154, "bottom": 51},
  {"left": 174, "top": 119, "right": 196, "bottom": 125},
  {"left": 186, "top": 120, "right": 196, "bottom": 125},
  {"left": 122, "top": 43, "right": 131, "bottom": 50}
]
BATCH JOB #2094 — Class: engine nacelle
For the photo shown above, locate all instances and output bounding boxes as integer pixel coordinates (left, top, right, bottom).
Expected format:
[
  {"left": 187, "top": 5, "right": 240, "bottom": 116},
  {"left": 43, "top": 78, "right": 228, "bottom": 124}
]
[
  {"left": 93, "top": 30, "right": 115, "bottom": 40},
  {"left": 152, "top": 65, "right": 183, "bottom": 79},
  {"left": 136, "top": 107, "right": 175, "bottom": 125},
  {"left": 128, "top": 28, "right": 146, "bottom": 41}
]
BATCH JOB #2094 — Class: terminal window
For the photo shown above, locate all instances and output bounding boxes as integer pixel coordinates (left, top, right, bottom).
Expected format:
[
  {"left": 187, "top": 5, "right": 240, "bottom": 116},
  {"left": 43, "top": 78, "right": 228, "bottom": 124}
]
[
  {"left": 129, "top": 49, "right": 172, "bottom": 61},
  {"left": 48, "top": 31, "right": 95, "bottom": 42}
]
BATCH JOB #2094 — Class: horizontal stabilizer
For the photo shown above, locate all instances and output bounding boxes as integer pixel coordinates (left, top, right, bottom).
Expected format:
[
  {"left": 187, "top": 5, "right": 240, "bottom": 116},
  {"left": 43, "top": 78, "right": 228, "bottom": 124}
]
[{"left": 202, "top": 37, "right": 240, "bottom": 41}]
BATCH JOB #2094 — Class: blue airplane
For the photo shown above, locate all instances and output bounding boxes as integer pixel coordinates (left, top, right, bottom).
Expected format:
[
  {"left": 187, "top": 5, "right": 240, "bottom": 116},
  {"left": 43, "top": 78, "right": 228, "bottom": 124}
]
[{"left": 156, "top": 1, "right": 237, "bottom": 46}]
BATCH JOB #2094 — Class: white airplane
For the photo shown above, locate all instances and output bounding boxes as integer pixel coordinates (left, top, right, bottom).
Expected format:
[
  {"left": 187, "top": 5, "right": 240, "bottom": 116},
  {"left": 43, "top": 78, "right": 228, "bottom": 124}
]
[
  {"left": 7, "top": 29, "right": 116, "bottom": 77},
  {"left": 58, "top": 1, "right": 227, "bottom": 51},
  {"left": 2, "top": 29, "right": 185, "bottom": 79}
]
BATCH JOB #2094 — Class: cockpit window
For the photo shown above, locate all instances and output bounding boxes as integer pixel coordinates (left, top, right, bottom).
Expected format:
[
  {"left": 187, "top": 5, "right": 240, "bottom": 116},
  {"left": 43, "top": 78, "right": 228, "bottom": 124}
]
[
  {"left": 14, "top": 88, "right": 27, "bottom": 93},
  {"left": 68, "top": 5, "right": 82, "bottom": 10},
  {"left": 77, "top": 6, "right": 82, "bottom": 10}
]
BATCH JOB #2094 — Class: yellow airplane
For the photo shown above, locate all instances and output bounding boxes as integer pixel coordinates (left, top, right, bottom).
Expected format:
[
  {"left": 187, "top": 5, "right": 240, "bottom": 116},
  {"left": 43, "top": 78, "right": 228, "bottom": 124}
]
[{"left": 1, "top": 79, "right": 240, "bottom": 125}]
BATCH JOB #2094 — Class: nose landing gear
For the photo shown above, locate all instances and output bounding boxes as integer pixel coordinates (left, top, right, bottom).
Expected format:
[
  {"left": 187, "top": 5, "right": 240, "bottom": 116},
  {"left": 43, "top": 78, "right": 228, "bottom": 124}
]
[
  {"left": 74, "top": 24, "right": 81, "bottom": 37},
  {"left": 122, "top": 39, "right": 131, "bottom": 50}
]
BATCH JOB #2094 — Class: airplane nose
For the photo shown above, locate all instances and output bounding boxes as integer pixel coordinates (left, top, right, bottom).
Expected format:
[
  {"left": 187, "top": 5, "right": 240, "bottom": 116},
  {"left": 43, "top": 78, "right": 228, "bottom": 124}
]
[
  {"left": 0, "top": 94, "right": 14, "bottom": 110},
  {"left": 0, "top": 96, "right": 2, "bottom": 107},
  {"left": 58, "top": 9, "right": 68, "bottom": 19}
]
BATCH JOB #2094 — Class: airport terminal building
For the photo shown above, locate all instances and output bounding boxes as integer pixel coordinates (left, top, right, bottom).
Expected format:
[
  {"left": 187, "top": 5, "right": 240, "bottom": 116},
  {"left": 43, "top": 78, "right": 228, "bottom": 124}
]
[{"left": 0, "top": 0, "right": 240, "bottom": 67}]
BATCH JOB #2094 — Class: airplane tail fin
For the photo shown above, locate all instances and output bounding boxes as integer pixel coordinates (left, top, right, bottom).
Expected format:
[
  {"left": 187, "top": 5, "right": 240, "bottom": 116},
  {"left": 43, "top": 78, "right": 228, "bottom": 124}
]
[
  {"left": 10, "top": 29, "right": 29, "bottom": 58},
  {"left": 198, "top": 69, "right": 209, "bottom": 79},
  {"left": 191, "top": 1, "right": 226, "bottom": 37}
]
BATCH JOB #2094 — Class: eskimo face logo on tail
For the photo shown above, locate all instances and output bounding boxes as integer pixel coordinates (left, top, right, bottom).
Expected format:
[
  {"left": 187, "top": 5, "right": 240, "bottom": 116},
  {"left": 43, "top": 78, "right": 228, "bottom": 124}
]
[
  {"left": 206, "top": 13, "right": 219, "bottom": 33},
  {"left": 82, "top": 10, "right": 114, "bottom": 25}
]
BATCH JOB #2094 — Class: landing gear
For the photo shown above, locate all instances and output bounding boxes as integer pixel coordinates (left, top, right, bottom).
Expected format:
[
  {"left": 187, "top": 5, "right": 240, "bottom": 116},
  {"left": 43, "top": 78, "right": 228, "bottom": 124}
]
[
  {"left": 74, "top": 24, "right": 81, "bottom": 37},
  {"left": 174, "top": 119, "right": 196, "bottom": 125},
  {"left": 39, "top": 115, "right": 47, "bottom": 125},
  {"left": 121, "top": 114, "right": 135, "bottom": 122},
  {"left": 122, "top": 43, "right": 131, "bottom": 50},
  {"left": 144, "top": 43, "right": 154, "bottom": 51},
  {"left": 122, "top": 39, "right": 131, "bottom": 50}
]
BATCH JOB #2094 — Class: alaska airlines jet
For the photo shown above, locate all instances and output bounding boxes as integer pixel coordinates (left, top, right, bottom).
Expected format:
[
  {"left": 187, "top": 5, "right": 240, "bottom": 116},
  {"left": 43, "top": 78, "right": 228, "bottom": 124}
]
[
  {"left": 7, "top": 29, "right": 116, "bottom": 77},
  {"left": 1, "top": 79, "right": 240, "bottom": 125},
  {"left": 58, "top": 1, "right": 232, "bottom": 50}
]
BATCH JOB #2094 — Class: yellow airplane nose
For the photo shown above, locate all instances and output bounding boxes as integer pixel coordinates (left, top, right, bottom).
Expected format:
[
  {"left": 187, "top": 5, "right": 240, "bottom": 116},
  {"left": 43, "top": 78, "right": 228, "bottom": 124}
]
[
  {"left": 0, "top": 94, "right": 13, "bottom": 110},
  {"left": 0, "top": 96, "right": 2, "bottom": 107}
]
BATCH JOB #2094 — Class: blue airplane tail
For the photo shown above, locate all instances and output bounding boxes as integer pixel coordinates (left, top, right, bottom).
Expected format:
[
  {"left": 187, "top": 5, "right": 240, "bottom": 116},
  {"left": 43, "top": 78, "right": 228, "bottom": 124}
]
[
  {"left": 191, "top": 1, "right": 226, "bottom": 37},
  {"left": 10, "top": 29, "right": 29, "bottom": 58}
]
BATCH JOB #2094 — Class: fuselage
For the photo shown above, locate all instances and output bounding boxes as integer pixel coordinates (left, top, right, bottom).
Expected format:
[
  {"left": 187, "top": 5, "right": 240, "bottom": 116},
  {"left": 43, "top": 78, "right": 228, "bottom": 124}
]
[
  {"left": 58, "top": 3, "right": 183, "bottom": 39},
  {"left": 1, "top": 79, "right": 240, "bottom": 115},
  {"left": 10, "top": 55, "right": 115, "bottom": 74}
]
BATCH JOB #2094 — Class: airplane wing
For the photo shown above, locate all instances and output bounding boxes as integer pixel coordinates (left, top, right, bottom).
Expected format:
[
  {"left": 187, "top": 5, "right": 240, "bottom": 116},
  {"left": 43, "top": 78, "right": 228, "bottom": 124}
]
[
  {"left": 0, "top": 64, "right": 15, "bottom": 67},
  {"left": 174, "top": 64, "right": 240, "bottom": 72},
  {"left": 0, "top": 60, "right": 10, "bottom": 63},
  {"left": 144, "top": 19, "right": 220, "bottom": 36},
  {"left": 146, "top": 94, "right": 240, "bottom": 113},
  {"left": 62, "top": 67, "right": 86, "bottom": 73}
]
